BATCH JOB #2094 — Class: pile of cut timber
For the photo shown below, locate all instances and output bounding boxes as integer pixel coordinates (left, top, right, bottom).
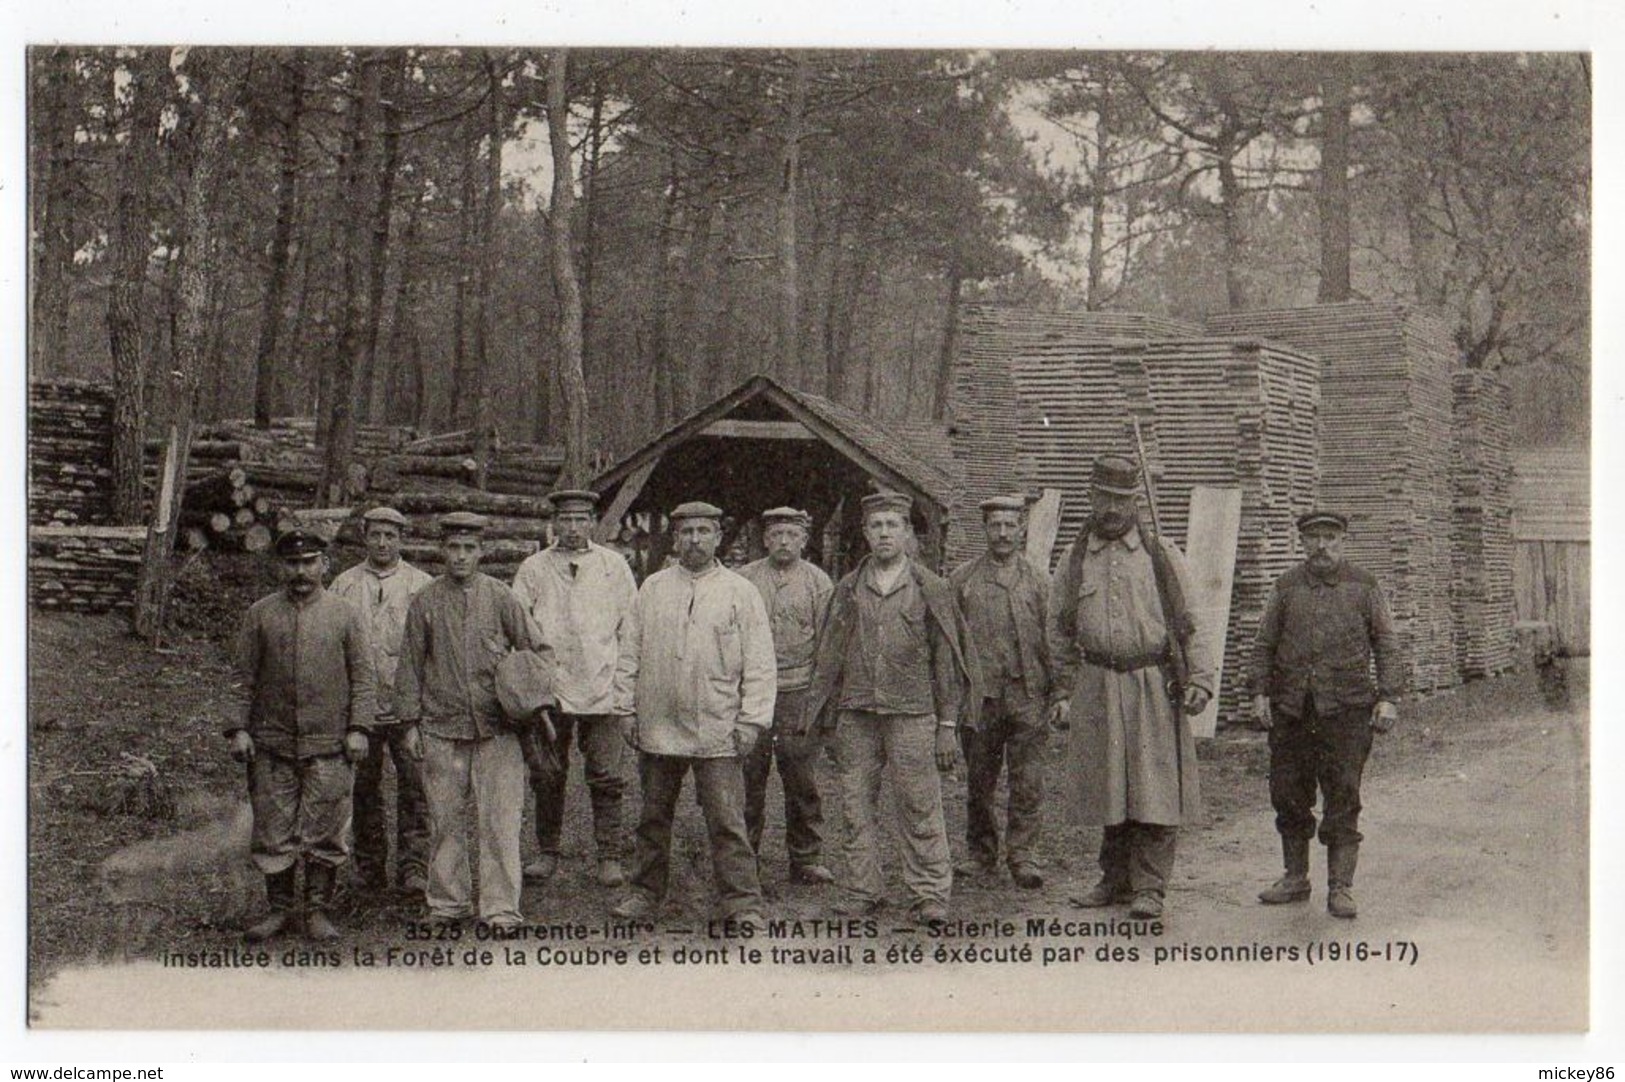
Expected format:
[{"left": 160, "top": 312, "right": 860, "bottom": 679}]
[
  {"left": 372, "top": 431, "right": 566, "bottom": 498},
  {"left": 343, "top": 489, "right": 555, "bottom": 582},
  {"left": 30, "top": 380, "right": 114, "bottom": 526},
  {"left": 1208, "top": 303, "right": 1460, "bottom": 694},
  {"left": 28, "top": 525, "right": 145, "bottom": 614},
  {"left": 1450, "top": 370, "right": 1516, "bottom": 677}
]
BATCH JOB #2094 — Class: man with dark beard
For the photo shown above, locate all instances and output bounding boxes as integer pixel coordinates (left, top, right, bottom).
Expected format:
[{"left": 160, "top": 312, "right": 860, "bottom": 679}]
[{"left": 1049, "top": 456, "right": 1215, "bottom": 921}]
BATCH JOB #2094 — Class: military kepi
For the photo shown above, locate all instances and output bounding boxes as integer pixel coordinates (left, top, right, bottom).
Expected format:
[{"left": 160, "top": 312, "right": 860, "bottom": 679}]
[
  {"left": 860, "top": 490, "right": 912, "bottom": 516},
  {"left": 1090, "top": 454, "right": 1140, "bottom": 495},
  {"left": 438, "top": 510, "right": 490, "bottom": 535},
  {"left": 548, "top": 489, "right": 600, "bottom": 513},
  {"left": 1296, "top": 510, "right": 1348, "bottom": 532},
  {"left": 670, "top": 500, "right": 724, "bottom": 521},
  {"left": 274, "top": 527, "right": 325, "bottom": 560},
  {"left": 978, "top": 494, "right": 1027, "bottom": 514},
  {"left": 761, "top": 506, "right": 812, "bottom": 529}
]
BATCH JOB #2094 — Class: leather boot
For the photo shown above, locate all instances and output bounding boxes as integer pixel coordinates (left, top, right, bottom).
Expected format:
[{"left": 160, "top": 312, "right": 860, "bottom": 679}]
[
  {"left": 305, "top": 862, "right": 343, "bottom": 941},
  {"left": 1259, "top": 836, "right": 1312, "bottom": 904},
  {"left": 1327, "top": 845, "right": 1359, "bottom": 919},
  {"left": 244, "top": 867, "right": 298, "bottom": 943}
]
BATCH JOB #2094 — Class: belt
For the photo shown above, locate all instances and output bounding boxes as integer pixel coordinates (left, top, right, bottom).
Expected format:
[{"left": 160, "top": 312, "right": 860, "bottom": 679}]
[{"left": 1082, "top": 646, "right": 1169, "bottom": 673}]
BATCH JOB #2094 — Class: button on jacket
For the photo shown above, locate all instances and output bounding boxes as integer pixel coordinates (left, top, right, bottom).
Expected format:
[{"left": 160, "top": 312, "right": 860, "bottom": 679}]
[
  {"left": 1251, "top": 560, "right": 1402, "bottom": 717},
  {"left": 949, "top": 553, "right": 1055, "bottom": 702},
  {"left": 236, "top": 588, "right": 379, "bottom": 758},
  {"left": 330, "top": 558, "right": 434, "bottom": 698},
  {"left": 511, "top": 542, "right": 637, "bottom": 714},
  {"left": 737, "top": 557, "right": 833, "bottom": 691}
]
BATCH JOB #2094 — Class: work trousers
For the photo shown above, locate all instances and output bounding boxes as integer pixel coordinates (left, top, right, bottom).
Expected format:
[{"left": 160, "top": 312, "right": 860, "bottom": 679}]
[
  {"left": 352, "top": 724, "right": 429, "bottom": 888},
  {"left": 628, "top": 752, "right": 764, "bottom": 917},
  {"left": 742, "top": 687, "right": 825, "bottom": 868},
  {"left": 959, "top": 684, "right": 1047, "bottom": 870},
  {"left": 1268, "top": 695, "right": 1374, "bottom": 848},
  {"left": 833, "top": 710, "right": 952, "bottom": 907},
  {"left": 1097, "top": 821, "right": 1178, "bottom": 897},
  {"left": 530, "top": 713, "right": 627, "bottom": 858},
  {"left": 421, "top": 731, "right": 527, "bottom": 924},
  {"left": 248, "top": 751, "right": 353, "bottom": 875}
]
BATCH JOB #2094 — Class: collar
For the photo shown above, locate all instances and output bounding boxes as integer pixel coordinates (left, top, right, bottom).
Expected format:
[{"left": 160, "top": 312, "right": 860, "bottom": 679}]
[
  {"left": 1306, "top": 559, "right": 1346, "bottom": 586},
  {"left": 364, "top": 559, "right": 400, "bottom": 580},
  {"left": 1085, "top": 525, "right": 1143, "bottom": 553},
  {"left": 678, "top": 559, "right": 721, "bottom": 580},
  {"left": 283, "top": 585, "right": 326, "bottom": 608},
  {"left": 550, "top": 541, "right": 592, "bottom": 558},
  {"left": 860, "top": 555, "right": 913, "bottom": 597}
]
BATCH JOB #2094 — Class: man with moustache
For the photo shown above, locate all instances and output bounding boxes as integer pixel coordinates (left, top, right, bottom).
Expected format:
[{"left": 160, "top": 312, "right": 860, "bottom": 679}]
[
  {"left": 949, "top": 495, "right": 1058, "bottom": 890},
  {"left": 1251, "top": 511, "right": 1401, "bottom": 919},
  {"left": 232, "top": 528, "right": 377, "bottom": 942},
  {"left": 511, "top": 489, "right": 638, "bottom": 889},
  {"left": 330, "top": 505, "right": 434, "bottom": 897},
  {"left": 737, "top": 507, "right": 835, "bottom": 886},
  {"left": 609, "top": 502, "right": 775, "bottom": 925},
  {"left": 1050, "top": 456, "right": 1215, "bottom": 921},
  {"left": 801, "top": 491, "right": 980, "bottom": 923}
]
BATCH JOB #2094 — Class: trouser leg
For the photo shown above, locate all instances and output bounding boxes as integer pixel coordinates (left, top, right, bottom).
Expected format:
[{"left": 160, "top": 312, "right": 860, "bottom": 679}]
[
  {"left": 1002, "top": 692, "right": 1048, "bottom": 869},
  {"left": 299, "top": 753, "right": 355, "bottom": 870},
  {"left": 248, "top": 753, "right": 302, "bottom": 875},
  {"left": 774, "top": 688, "right": 825, "bottom": 868},
  {"left": 740, "top": 716, "right": 776, "bottom": 856},
  {"left": 1268, "top": 705, "right": 1319, "bottom": 843},
  {"left": 576, "top": 714, "right": 628, "bottom": 859},
  {"left": 1317, "top": 706, "right": 1374, "bottom": 849},
  {"left": 530, "top": 712, "right": 575, "bottom": 855},
  {"left": 1128, "top": 822, "right": 1178, "bottom": 897},
  {"left": 884, "top": 713, "right": 953, "bottom": 907},
  {"left": 692, "top": 756, "right": 765, "bottom": 916},
  {"left": 960, "top": 699, "right": 1007, "bottom": 867},
  {"left": 351, "top": 736, "right": 388, "bottom": 886},
  {"left": 472, "top": 732, "right": 527, "bottom": 923},
  {"left": 833, "top": 712, "right": 886, "bottom": 904},
  {"left": 1098, "top": 822, "right": 1131, "bottom": 889},
  {"left": 388, "top": 727, "right": 430, "bottom": 884},
  {"left": 628, "top": 754, "right": 686, "bottom": 903},
  {"left": 421, "top": 734, "right": 474, "bottom": 919}
]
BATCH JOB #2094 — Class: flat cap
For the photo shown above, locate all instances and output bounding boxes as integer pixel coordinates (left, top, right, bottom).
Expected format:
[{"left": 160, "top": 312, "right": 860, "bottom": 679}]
[
  {"left": 361, "top": 505, "right": 409, "bottom": 528},
  {"left": 1090, "top": 455, "right": 1140, "bottom": 496},
  {"left": 670, "top": 500, "right": 724, "bottom": 521},
  {"left": 1296, "top": 510, "right": 1349, "bottom": 532},
  {"left": 274, "top": 527, "right": 326, "bottom": 560},
  {"left": 761, "top": 506, "right": 812, "bottom": 529},
  {"left": 978, "top": 494, "right": 1027, "bottom": 514},
  {"left": 861, "top": 490, "right": 913, "bottom": 516},
  {"left": 548, "top": 489, "right": 600, "bottom": 511},
  {"left": 438, "top": 511, "right": 490, "bottom": 534}
]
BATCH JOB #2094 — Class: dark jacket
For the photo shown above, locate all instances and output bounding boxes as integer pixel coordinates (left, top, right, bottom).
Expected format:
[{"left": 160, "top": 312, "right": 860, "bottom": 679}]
[
  {"left": 949, "top": 553, "right": 1057, "bottom": 703},
  {"left": 235, "top": 588, "right": 378, "bottom": 758},
  {"left": 1251, "top": 560, "right": 1403, "bottom": 717},
  {"left": 806, "top": 557, "right": 982, "bottom": 732}
]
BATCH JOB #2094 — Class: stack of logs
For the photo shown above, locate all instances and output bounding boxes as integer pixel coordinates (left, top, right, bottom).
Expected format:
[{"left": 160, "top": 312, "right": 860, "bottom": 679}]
[
  {"left": 371, "top": 431, "right": 566, "bottom": 498},
  {"left": 29, "top": 380, "right": 115, "bottom": 526},
  {"left": 28, "top": 524, "right": 145, "bottom": 614}
]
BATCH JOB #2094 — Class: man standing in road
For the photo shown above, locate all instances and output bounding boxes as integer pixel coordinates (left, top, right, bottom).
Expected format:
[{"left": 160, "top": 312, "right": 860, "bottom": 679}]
[
  {"left": 1251, "top": 511, "right": 1402, "bottom": 919},
  {"left": 950, "top": 495, "right": 1056, "bottom": 891},
  {"left": 1050, "top": 455, "right": 1215, "bottom": 921},
  {"left": 511, "top": 489, "right": 638, "bottom": 889},
  {"left": 609, "top": 501, "right": 774, "bottom": 926},
  {"left": 394, "top": 512, "right": 541, "bottom": 930},
  {"left": 802, "top": 491, "right": 980, "bottom": 924},
  {"left": 737, "top": 507, "right": 835, "bottom": 887},
  {"left": 330, "top": 505, "right": 434, "bottom": 899},
  {"left": 232, "top": 528, "right": 376, "bottom": 942}
]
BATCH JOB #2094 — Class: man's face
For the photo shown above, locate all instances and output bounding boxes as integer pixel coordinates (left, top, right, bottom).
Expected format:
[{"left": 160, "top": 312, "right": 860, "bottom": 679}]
[
  {"left": 764, "top": 522, "right": 808, "bottom": 567},
  {"left": 863, "top": 510, "right": 909, "bottom": 562},
  {"left": 1302, "top": 526, "right": 1345, "bottom": 570},
  {"left": 364, "top": 523, "right": 403, "bottom": 568},
  {"left": 982, "top": 509, "right": 1022, "bottom": 558},
  {"left": 1091, "top": 489, "right": 1139, "bottom": 536},
  {"left": 675, "top": 518, "right": 721, "bottom": 570},
  {"left": 555, "top": 510, "right": 595, "bottom": 551},
  {"left": 282, "top": 553, "right": 325, "bottom": 597},
  {"left": 441, "top": 535, "right": 483, "bottom": 580}
]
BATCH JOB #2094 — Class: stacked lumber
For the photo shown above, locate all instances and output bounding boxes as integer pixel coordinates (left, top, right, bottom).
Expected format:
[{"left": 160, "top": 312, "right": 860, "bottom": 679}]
[
  {"left": 176, "top": 467, "right": 280, "bottom": 553},
  {"left": 29, "top": 380, "right": 114, "bottom": 527},
  {"left": 1208, "top": 303, "right": 1461, "bottom": 694},
  {"left": 1450, "top": 370, "right": 1516, "bottom": 678},
  {"left": 372, "top": 431, "right": 566, "bottom": 498},
  {"left": 28, "top": 525, "right": 145, "bottom": 614}
]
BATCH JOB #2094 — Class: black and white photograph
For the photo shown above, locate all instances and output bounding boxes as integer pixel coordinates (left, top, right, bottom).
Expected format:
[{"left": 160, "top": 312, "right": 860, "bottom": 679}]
[{"left": 8, "top": 0, "right": 1610, "bottom": 1057}]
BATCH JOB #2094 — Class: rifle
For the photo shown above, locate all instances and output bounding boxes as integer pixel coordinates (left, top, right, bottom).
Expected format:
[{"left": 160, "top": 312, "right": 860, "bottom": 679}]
[{"left": 1131, "top": 420, "right": 1196, "bottom": 713}]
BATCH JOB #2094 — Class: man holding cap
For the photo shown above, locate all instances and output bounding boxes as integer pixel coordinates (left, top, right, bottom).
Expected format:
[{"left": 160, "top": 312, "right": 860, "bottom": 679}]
[
  {"left": 330, "top": 505, "right": 434, "bottom": 898},
  {"left": 231, "top": 528, "right": 377, "bottom": 942},
  {"left": 738, "top": 507, "right": 835, "bottom": 886},
  {"left": 511, "top": 489, "right": 638, "bottom": 889},
  {"left": 394, "top": 511, "right": 542, "bottom": 929},
  {"left": 1251, "top": 511, "right": 1401, "bottom": 919},
  {"left": 949, "top": 494, "right": 1057, "bottom": 890},
  {"left": 610, "top": 501, "right": 774, "bottom": 925},
  {"left": 802, "top": 490, "right": 980, "bottom": 923}
]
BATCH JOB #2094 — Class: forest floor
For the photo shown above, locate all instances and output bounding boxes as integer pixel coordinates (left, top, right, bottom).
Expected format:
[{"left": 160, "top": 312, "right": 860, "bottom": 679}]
[{"left": 26, "top": 600, "right": 1591, "bottom": 1032}]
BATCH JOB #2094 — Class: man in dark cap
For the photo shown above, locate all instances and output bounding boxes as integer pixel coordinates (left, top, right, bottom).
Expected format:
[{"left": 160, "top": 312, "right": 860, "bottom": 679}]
[
  {"left": 949, "top": 494, "right": 1057, "bottom": 890},
  {"left": 231, "top": 528, "right": 377, "bottom": 942},
  {"left": 330, "top": 505, "right": 434, "bottom": 898},
  {"left": 802, "top": 490, "right": 980, "bottom": 924},
  {"left": 1050, "top": 455, "right": 1216, "bottom": 921},
  {"left": 1251, "top": 511, "right": 1401, "bottom": 919},
  {"left": 512, "top": 489, "right": 638, "bottom": 889},
  {"left": 394, "top": 512, "right": 542, "bottom": 929},
  {"left": 610, "top": 501, "right": 774, "bottom": 925},
  {"left": 738, "top": 507, "right": 835, "bottom": 886}
]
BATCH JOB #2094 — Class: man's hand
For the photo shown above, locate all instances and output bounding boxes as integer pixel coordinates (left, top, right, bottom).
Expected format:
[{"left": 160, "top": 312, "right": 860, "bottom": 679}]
[
  {"left": 1182, "top": 685, "right": 1212, "bottom": 717},
  {"left": 344, "top": 730, "right": 369, "bottom": 763},
  {"left": 1371, "top": 700, "right": 1398, "bottom": 733},
  {"left": 934, "top": 726, "right": 959, "bottom": 772},
  {"left": 230, "top": 730, "right": 255, "bottom": 763},
  {"left": 732, "top": 726, "right": 760, "bottom": 758},
  {"left": 401, "top": 723, "right": 424, "bottom": 761},
  {"left": 620, "top": 716, "right": 640, "bottom": 751},
  {"left": 1253, "top": 695, "right": 1273, "bottom": 731},
  {"left": 1048, "top": 698, "right": 1071, "bottom": 733}
]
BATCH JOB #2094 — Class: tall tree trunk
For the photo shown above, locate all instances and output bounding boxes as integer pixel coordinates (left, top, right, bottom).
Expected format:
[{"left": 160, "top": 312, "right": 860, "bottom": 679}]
[
  {"left": 1084, "top": 83, "right": 1114, "bottom": 310},
  {"left": 384, "top": 193, "right": 423, "bottom": 426},
  {"left": 647, "top": 155, "right": 681, "bottom": 428},
  {"left": 544, "top": 48, "right": 590, "bottom": 485},
  {"left": 449, "top": 134, "right": 475, "bottom": 429},
  {"left": 360, "top": 48, "right": 406, "bottom": 422},
  {"left": 1316, "top": 63, "right": 1353, "bottom": 303},
  {"left": 106, "top": 49, "right": 167, "bottom": 524},
  {"left": 579, "top": 76, "right": 605, "bottom": 385},
  {"left": 31, "top": 47, "right": 79, "bottom": 377},
  {"left": 777, "top": 53, "right": 810, "bottom": 381},
  {"left": 1217, "top": 142, "right": 1248, "bottom": 310},
  {"left": 933, "top": 262, "right": 964, "bottom": 421},
  {"left": 252, "top": 50, "right": 304, "bottom": 428},
  {"left": 470, "top": 51, "right": 504, "bottom": 487}
]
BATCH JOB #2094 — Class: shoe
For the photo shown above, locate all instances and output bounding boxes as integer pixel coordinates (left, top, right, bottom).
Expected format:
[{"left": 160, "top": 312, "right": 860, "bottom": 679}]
[
  {"left": 1010, "top": 864, "right": 1044, "bottom": 890},
  {"left": 1327, "top": 886, "right": 1358, "bottom": 919},
  {"left": 304, "top": 862, "right": 343, "bottom": 942},
  {"left": 1258, "top": 874, "right": 1312, "bottom": 905},
  {"left": 1068, "top": 879, "right": 1131, "bottom": 908},
  {"left": 789, "top": 863, "right": 835, "bottom": 885},
  {"left": 610, "top": 893, "right": 655, "bottom": 920},
  {"left": 244, "top": 867, "right": 298, "bottom": 943},
  {"left": 912, "top": 900, "right": 949, "bottom": 924},
  {"left": 954, "top": 858, "right": 998, "bottom": 881},
  {"left": 1128, "top": 891, "right": 1165, "bottom": 920},
  {"left": 832, "top": 896, "right": 884, "bottom": 917},
  {"left": 1327, "top": 844, "right": 1359, "bottom": 919},
  {"left": 731, "top": 910, "right": 765, "bottom": 932},
  {"left": 401, "top": 870, "right": 428, "bottom": 896},
  {"left": 523, "top": 854, "right": 560, "bottom": 882},
  {"left": 597, "top": 858, "right": 626, "bottom": 888}
]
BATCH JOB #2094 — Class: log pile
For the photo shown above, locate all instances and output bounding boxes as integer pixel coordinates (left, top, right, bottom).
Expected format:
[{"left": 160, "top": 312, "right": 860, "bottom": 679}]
[
  {"left": 1450, "top": 370, "right": 1516, "bottom": 678},
  {"left": 28, "top": 525, "right": 145, "bottom": 614},
  {"left": 340, "top": 488, "right": 556, "bottom": 582},
  {"left": 372, "top": 431, "right": 566, "bottom": 498},
  {"left": 29, "top": 380, "right": 115, "bottom": 527}
]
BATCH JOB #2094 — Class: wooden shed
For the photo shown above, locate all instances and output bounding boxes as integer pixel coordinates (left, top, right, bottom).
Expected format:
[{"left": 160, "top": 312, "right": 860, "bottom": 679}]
[{"left": 1511, "top": 447, "right": 1589, "bottom": 654}]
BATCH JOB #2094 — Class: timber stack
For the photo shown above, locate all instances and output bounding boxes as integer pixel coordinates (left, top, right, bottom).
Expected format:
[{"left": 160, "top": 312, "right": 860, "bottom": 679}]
[
  {"left": 371, "top": 430, "right": 566, "bottom": 498},
  {"left": 29, "top": 380, "right": 115, "bottom": 527},
  {"left": 1449, "top": 369, "right": 1516, "bottom": 678},
  {"left": 28, "top": 524, "right": 145, "bottom": 614}
]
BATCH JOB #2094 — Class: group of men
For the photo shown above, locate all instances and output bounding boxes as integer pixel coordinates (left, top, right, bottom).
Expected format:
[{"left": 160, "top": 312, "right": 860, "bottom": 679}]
[{"left": 229, "top": 453, "right": 1400, "bottom": 942}]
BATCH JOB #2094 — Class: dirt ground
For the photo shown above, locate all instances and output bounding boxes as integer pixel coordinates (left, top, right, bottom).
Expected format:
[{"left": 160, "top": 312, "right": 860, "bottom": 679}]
[{"left": 26, "top": 607, "right": 1590, "bottom": 1031}]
